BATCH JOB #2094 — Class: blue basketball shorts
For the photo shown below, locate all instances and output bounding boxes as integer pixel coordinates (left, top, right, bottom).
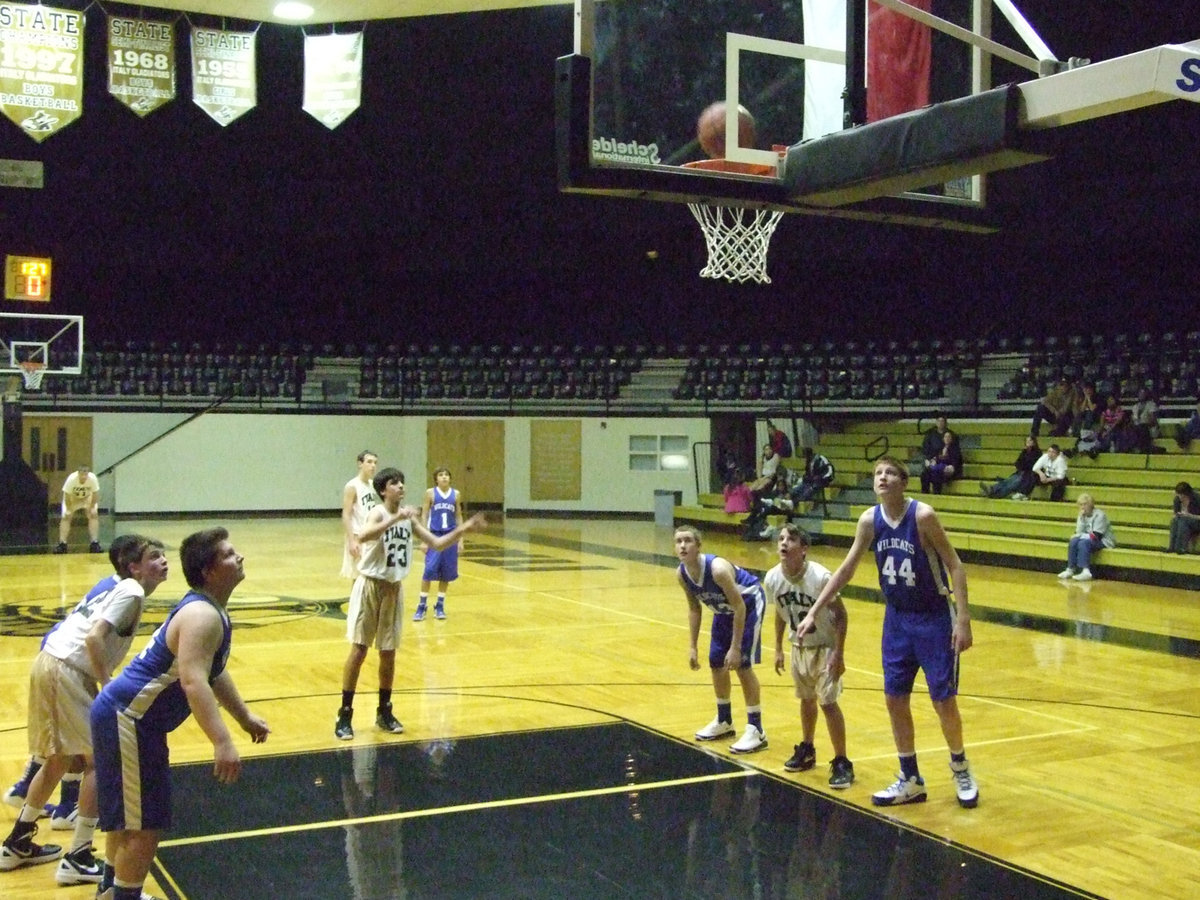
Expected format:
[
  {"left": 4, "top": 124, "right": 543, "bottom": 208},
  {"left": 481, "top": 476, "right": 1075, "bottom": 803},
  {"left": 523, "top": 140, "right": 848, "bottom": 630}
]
[
  {"left": 421, "top": 536, "right": 459, "bottom": 582},
  {"left": 91, "top": 693, "right": 174, "bottom": 832},
  {"left": 708, "top": 586, "right": 765, "bottom": 669},
  {"left": 880, "top": 604, "right": 958, "bottom": 701}
]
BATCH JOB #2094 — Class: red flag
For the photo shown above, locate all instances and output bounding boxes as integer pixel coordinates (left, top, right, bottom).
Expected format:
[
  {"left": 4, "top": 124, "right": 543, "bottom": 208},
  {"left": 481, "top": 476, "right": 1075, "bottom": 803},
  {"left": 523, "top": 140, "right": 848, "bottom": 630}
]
[{"left": 867, "top": 0, "right": 932, "bottom": 122}]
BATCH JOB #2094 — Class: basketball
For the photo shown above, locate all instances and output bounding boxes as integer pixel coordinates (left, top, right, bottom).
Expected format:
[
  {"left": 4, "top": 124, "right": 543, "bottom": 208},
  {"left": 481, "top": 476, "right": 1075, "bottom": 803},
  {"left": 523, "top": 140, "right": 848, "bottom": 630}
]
[{"left": 696, "top": 102, "right": 756, "bottom": 160}]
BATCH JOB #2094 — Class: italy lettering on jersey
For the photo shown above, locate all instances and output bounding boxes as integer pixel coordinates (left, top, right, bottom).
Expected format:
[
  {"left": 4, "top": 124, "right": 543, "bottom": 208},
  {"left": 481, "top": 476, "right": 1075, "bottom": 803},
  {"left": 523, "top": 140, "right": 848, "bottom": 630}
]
[
  {"left": 872, "top": 499, "right": 950, "bottom": 613},
  {"left": 764, "top": 560, "right": 836, "bottom": 648},
  {"left": 348, "top": 478, "right": 380, "bottom": 532},
  {"left": 678, "top": 553, "right": 762, "bottom": 619},
  {"left": 42, "top": 576, "right": 147, "bottom": 676},
  {"left": 101, "top": 592, "right": 231, "bottom": 733},
  {"left": 357, "top": 515, "right": 412, "bottom": 583},
  {"left": 427, "top": 487, "right": 458, "bottom": 534}
]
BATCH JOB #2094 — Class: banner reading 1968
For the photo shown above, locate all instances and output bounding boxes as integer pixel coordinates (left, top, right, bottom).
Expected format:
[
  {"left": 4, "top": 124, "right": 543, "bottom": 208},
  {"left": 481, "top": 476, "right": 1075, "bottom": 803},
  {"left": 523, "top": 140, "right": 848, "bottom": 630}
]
[
  {"left": 0, "top": 3, "right": 85, "bottom": 142},
  {"left": 108, "top": 16, "right": 175, "bottom": 118},
  {"left": 191, "top": 26, "right": 256, "bottom": 127}
]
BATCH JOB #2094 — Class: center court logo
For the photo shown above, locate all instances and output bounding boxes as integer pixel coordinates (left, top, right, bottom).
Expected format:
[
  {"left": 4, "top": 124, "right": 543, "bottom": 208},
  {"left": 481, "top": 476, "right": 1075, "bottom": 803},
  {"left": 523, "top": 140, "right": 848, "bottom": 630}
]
[{"left": 592, "top": 136, "right": 660, "bottom": 165}]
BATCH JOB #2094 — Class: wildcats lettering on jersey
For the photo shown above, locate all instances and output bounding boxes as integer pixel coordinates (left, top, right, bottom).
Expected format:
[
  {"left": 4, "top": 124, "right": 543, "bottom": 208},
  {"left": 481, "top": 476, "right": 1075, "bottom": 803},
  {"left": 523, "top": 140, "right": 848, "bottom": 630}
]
[{"left": 876, "top": 536, "right": 916, "bottom": 555}]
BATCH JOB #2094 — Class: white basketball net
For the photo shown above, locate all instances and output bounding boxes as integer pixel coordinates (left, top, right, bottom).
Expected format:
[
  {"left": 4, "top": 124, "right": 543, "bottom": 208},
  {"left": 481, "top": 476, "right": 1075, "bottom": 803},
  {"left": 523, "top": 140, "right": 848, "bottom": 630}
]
[
  {"left": 19, "top": 362, "right": 45, "bottom": 390},
  {"left": 688, "top": 203, "right": 785, "bottom": 284}
]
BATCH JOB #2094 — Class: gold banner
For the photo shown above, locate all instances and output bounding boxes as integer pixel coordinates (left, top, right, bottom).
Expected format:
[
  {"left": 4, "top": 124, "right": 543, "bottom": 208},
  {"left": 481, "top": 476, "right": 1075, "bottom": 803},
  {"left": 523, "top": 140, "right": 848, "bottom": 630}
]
[
  {"left": 108, "top": 16, "right": 175, "bottom": 118},
  {"left": 302, "top": 32, "right": 362, "bottom": 130},
  {"left": 191, "top": 26, "right": 256, "bottom": 127},
  {"left": 0, "top": 3, "right": 85, "bottom": 142}
]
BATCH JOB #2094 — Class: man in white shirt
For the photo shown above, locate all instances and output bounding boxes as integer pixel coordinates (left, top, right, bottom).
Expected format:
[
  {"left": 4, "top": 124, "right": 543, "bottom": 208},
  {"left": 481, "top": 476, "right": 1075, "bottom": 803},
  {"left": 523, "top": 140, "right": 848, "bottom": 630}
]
[
  {"left": 55, "top": 465, "right": 101, "bottom": 554},
  {"left": 1031, "top": 444, "right": 1069, "bottom": 501}
]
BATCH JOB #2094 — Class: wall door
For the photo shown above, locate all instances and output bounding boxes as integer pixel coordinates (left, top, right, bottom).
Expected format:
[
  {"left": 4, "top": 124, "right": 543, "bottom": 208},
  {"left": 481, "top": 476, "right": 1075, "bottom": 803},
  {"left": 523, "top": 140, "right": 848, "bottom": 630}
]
[
  {"left": 426, "top": 419, "right": 505, "bottom": 509},
  {"left": 23, "top": 415, "right": 93, "bottom": 506}
]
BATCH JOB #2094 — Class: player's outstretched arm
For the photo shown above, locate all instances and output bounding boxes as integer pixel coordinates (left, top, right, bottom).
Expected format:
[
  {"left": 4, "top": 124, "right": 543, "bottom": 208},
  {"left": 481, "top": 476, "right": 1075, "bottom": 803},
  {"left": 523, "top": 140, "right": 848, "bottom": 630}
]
[
  {"left": 410, "top": 511, "right": 487, "bottom": 551},
  {"left": 799, "top": 509, "right": 873, "bottom": 636}
]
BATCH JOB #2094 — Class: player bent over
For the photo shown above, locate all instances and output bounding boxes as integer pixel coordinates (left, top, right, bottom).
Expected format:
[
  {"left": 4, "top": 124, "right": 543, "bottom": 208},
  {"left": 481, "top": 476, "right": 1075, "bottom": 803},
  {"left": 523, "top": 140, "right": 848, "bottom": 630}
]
[
  {"left": 674, "top": 525, "right": 768, "bottom": 754},
  {"left": 766, "top": 524, "right": 854, "bottom": 788},
  {"left": 798, "top": 456, "right": 978, "bottom": 808}
]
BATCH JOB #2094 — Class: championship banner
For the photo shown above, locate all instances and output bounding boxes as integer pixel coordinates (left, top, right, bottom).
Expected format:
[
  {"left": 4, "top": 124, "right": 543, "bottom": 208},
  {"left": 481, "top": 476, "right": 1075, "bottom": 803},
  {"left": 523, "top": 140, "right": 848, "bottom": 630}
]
[
  {"left": 302, "top": 32, "right": 362, "bottom": 130},
  {"left": 108, "top": 16, "right": 175, "bottom": 118},
  {"left": 0, "top": 4, "right": 84, "bottom": 142},
  {"left": 191, "top": 26, "right": 256, "bottom": 127}
]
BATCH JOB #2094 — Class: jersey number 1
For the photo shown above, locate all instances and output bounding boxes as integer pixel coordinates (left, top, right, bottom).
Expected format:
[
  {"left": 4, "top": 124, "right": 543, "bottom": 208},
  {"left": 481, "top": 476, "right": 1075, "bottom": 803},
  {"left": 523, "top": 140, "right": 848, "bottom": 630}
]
[{"left": 881, "top": 554, "right": 917, "bottom": 587}]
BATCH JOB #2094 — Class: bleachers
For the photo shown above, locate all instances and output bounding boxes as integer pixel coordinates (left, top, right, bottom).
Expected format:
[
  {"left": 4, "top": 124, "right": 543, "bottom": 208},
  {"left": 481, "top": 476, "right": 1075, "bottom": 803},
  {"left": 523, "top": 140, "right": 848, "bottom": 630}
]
[{"left": 676, "top": 418, "right": 1200, "bottom": 588}]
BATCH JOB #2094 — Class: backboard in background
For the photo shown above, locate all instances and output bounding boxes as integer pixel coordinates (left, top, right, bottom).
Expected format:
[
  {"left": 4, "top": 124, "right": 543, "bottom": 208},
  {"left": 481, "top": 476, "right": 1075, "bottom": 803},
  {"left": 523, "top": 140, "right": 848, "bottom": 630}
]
[
  {"left": 559, "top": 0, "right": 1052, "bottom": 231},
  {"left": 0, "top": 313, "right": 84, "bottom": 387}
]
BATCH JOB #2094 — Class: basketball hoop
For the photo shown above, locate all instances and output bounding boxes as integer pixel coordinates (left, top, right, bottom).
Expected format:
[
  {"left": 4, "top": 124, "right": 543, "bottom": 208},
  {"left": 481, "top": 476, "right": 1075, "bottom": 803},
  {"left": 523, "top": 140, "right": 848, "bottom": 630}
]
[
  {"left": 687, "top": 203, "right": 785, "bottom": 284},
  {"left": 18, "top": 361, "right": 45, "bottom": 390},
  {"left": 683, "top": 155, "right": 786, "bottom": 284}
]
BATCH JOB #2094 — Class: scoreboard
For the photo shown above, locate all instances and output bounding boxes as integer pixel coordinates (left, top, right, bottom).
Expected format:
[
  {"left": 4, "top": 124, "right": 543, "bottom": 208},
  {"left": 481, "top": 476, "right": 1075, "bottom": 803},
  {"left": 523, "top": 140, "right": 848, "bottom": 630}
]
[{"left": 5, "top": 255, "right": 52, "bottom": 302}]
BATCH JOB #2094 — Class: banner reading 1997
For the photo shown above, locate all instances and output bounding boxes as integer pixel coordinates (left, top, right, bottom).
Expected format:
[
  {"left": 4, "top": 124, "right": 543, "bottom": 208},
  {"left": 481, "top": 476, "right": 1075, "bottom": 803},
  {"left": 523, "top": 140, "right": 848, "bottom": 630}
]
[
  {"left": 108, "top": 16, "right": 175, "bottom": 118},
  {"left": 0, "top": 3, "right": 85, "bottom": 142}
]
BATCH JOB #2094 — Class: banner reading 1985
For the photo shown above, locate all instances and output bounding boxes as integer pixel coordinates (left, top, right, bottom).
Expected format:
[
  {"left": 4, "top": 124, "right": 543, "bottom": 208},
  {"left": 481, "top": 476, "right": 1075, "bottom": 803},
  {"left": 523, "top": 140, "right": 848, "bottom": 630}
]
[
  {"left": 0, "top": 3, "right": 85, "bottom": 142},
  {"left": 108, "top": 16, "right": 175, "bottom": 118}
]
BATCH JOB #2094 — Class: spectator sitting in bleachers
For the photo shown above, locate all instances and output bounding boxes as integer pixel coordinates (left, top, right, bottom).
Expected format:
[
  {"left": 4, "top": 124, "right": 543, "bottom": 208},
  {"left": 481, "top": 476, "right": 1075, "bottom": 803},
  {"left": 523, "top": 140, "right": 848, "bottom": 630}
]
[
  {"left": 919, "top": 429, "right": 962, "bottom": 495},
  {"left": 747, "top": 443, "right": 781, "bottom": 495},
  {"left": 1072, "top": 381, "right": 1102, "bottom": 437},
  {"left": 723, "top": 471, "right": 753, "bottom": 515},
  {"left": 1030, "top": 377, "right": 1073, "bottom": 438},
  {"left": 1175, "top": 400, "right": 1200, "bottom": 449},
  {"left": 1130, "top": 387, "right": 1160, "bottom": 451},
  {"left": 1031, "top": 444, "right": 1069, "bottom": 501},
  {"left": 921, "top": 414, "right": 949, "bottom": 462},
  {"left": 1168, "top": 481, "right": 1200, "bottom": 553},
  {"left": 981, "top": 435, "right": 1040, "bottom": 499},
  {"left": 1057, "top": 493, "right": 1115, "bottom": 581}
]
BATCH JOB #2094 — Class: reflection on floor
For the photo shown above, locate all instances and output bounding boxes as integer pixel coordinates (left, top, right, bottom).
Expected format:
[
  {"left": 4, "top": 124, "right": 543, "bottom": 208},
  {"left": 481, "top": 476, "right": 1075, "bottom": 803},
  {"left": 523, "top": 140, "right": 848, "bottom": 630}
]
[{"left": 154, "top": 723, "right": 1093, "bottom": 900}]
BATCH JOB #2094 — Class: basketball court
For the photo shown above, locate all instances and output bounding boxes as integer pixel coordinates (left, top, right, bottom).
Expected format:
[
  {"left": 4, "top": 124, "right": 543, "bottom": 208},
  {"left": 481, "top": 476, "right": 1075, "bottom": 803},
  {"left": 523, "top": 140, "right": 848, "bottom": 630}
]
[{"left": 2, "top": 516, "right": 1198, "bottom": 899}]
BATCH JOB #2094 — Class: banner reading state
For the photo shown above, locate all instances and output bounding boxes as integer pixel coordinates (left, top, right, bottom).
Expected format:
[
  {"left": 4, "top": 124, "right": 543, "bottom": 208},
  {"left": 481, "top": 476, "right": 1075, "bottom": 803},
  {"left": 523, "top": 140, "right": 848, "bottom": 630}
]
[
  {"left": 108, "top": 16, "right": 175, "bottom": 117},
  {"left": 303, "top": 32, "right": 362, "bottom": 130},
  {"left": 191, "top": 26, "right": 255, "bottom": 126},
  {"left": 0, "top": 3, "right": 84, "bottom": 142}
]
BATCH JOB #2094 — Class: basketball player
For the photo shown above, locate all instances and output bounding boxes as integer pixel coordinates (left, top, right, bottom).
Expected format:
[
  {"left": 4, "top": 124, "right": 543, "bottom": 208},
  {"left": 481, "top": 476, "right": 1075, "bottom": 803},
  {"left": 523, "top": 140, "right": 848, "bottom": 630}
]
[
  {"left": 4, "top": 537, "right": 143, "bottom": 824},
  {"left": 89, "top": 528, "right": 270, "bottom": 900},
  {"left": 796, "top": 456, "right": 978, "bottom": 808},
  {"left": 413, "top": 467, "right": 464, "bottom": 621},
  {"left": 0, "top": 536, "right": 168, "bottom": 887},
  {"left": 341, "top": 450, "right": 380, "bottom": 579},
  {"left": 336, "top": 468, "right": 487, "bottom": 741},
  {"left": 674, "top": 525, "right": 768, "bottom": 754},
  {"left": 766, "top": 524, "right": 854, "bottom": 788},
  {"left": 55, "top": 464, "right": 101, "bottom": 554}
]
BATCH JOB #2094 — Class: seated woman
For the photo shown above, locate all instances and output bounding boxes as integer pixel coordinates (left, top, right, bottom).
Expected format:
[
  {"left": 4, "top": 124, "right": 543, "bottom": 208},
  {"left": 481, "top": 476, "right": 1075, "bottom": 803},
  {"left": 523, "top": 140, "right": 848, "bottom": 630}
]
[
  {"left": 723, "top": 471, "right": 753, "bottom": 514},
  {"left": 982, "top": 435, "right": 1040, "bottom": 498},
  {"left": 919, "top": 429, "right": 962, "bottom": 495},
  {"left": 1058, "top": 493, "right": 1115, "bottom": 581},
  {"left": 1168, "top": 481, "right": 1200, "bottom": 553}
]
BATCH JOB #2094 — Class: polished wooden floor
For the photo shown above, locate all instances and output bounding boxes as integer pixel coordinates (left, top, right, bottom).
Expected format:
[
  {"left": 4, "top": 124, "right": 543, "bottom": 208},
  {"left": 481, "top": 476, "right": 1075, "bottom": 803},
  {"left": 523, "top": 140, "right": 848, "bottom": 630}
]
[{"left": 2, "top": 515, "right": 1198, "bottom": 899}]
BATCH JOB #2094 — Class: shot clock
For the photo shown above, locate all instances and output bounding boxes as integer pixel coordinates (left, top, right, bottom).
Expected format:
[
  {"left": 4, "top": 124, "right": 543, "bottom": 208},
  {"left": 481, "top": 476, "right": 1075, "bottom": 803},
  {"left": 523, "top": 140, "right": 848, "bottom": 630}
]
[{"left": 4, "top": 255, "right": 52, "bottom": 302}]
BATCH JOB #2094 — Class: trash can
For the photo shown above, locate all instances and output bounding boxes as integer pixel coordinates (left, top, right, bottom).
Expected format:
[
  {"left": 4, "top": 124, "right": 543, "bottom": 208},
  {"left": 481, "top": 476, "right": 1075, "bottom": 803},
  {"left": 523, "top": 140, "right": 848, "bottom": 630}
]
[{"left": 654, "top": 489, "right": 682, "bottom": 527}]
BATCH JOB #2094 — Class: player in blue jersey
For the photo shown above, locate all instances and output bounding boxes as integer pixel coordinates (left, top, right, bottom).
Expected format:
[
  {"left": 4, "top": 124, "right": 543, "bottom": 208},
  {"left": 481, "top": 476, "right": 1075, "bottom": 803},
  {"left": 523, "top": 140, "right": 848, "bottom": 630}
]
[
  {"left": 89, "top": 528, "right": 270, "bottom": 900},
  {"left": 797, "top": 456, "right": 978, "bottom": 808},
  {"left": 413, "top": 466, "right": 465, "bottom": 621},
  {"left": 674, "top": 525, "right": 768, "bottom": 754}
]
